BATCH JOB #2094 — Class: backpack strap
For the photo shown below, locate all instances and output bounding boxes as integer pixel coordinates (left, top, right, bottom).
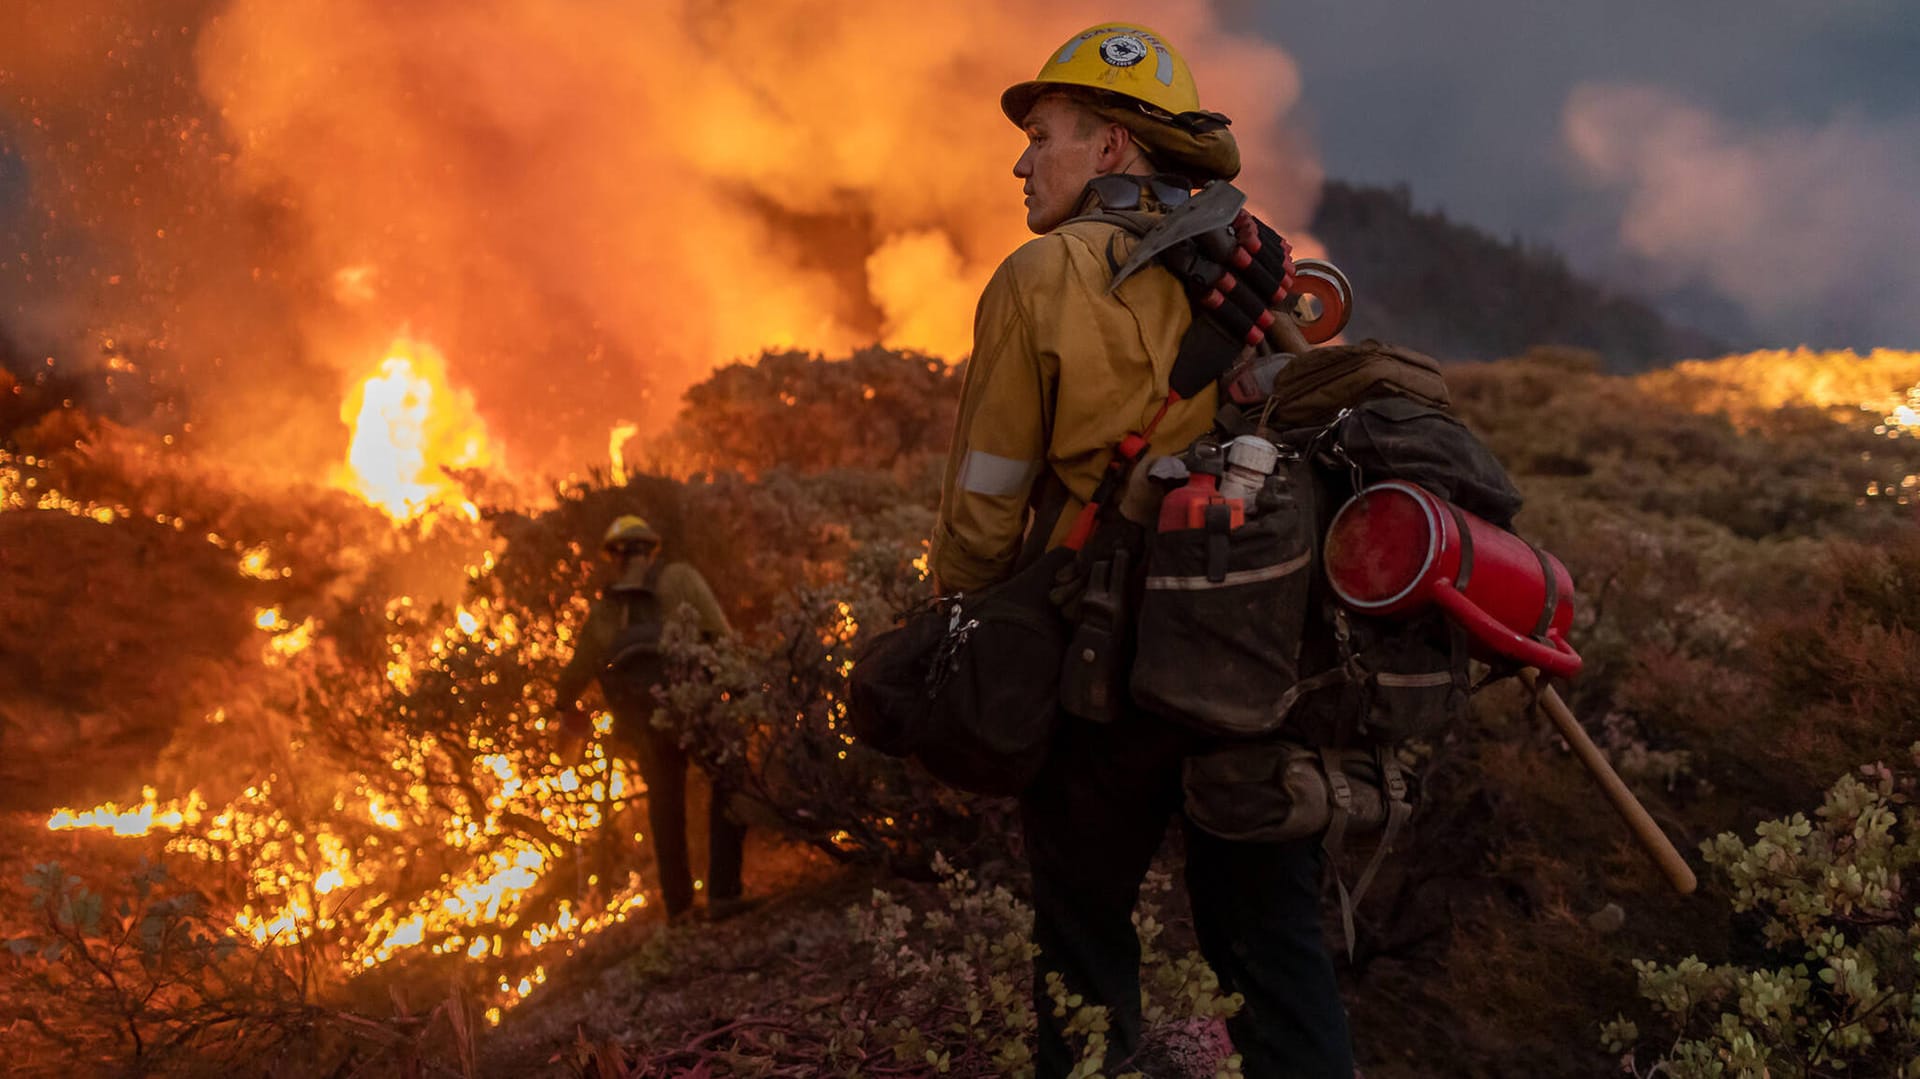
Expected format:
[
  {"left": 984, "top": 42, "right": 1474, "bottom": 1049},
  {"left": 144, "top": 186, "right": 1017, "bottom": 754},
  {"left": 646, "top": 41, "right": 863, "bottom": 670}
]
[
  {"left": 1013, "top": 470, "right": 1073, "bottom": 573},
  {"left": 1528, "top": 542, "right": 1560, "bottom": 639},
  {"left": 614, "top": 559, "right": 667, "bottom": 630},
  {"left": 1267, "top": 604, "right": 1366, "bottom": 726},
  {"left": 1320, "top": 747, "right": 1357, "bottom": 958},
  {"left": 1344, "top": 749, "right": 1412, "bottom": 933},
  {"left": 1445, "top": 503, "right": 1477, "bottom": 591},
  {"left": 1325, "top": 747, "right": 1414, "bottom": 961}
]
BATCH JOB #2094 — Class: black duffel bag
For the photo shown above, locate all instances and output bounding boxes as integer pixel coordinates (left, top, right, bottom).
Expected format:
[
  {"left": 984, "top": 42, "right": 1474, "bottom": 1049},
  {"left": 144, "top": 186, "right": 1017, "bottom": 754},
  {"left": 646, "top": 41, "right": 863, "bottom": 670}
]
[{"left": 847, "top": 547, "right": 1073, "bottom": 796}]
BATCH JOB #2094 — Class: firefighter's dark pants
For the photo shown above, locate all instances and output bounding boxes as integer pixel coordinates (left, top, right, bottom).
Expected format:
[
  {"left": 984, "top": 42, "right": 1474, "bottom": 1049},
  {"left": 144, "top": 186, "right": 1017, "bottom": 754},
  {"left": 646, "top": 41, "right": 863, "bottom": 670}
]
[
  {"left": 609, "top": 692, "right": 745, "bottom": 918},
  {"left": 1022, "top": 710, "right": 1354, "bottom": 1079}
]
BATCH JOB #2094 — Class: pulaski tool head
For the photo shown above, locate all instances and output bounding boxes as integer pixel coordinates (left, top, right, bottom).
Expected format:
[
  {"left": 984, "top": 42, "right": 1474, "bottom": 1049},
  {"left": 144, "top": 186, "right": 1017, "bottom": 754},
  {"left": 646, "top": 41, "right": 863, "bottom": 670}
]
[{"left": 1107, "top": 180, "right": 1247, "bottom": 293}]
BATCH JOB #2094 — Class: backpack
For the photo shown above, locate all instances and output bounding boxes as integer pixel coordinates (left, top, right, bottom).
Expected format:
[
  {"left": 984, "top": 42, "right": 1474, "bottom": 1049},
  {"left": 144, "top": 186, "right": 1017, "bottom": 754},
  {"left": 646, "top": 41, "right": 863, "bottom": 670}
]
[
  {"left": 600, "top": 562, "right": 668, "bottom": 697},
  {"left": 1130, "top": 341, "right": 1528, "bottom": 945},
  {"left": 1132, "top": 343, "right": 1522, "bottom": 742}
]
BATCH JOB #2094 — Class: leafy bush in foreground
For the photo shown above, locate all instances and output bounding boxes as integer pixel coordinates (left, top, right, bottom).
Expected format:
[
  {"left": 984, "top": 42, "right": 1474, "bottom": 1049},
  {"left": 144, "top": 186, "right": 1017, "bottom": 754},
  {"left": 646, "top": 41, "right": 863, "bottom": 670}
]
[{"left": 1605, "top": 747, "right": 1920, "bottom": 1077}]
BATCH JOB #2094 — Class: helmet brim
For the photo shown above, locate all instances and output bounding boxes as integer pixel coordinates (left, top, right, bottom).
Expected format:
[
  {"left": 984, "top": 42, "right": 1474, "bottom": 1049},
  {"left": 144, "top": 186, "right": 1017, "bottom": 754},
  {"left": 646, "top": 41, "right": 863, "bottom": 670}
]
[
  {"left": 1004, "top": 79, "right": 1121, "bottom": 126},
  {"left": 1001, "top": 81, "right": 1051, "bottom": 126}
]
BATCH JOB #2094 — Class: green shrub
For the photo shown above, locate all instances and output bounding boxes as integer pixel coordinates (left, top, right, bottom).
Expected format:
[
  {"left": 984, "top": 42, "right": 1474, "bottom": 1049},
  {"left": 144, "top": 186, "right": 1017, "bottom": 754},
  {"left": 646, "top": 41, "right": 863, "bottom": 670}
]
[{"left": 1606, "top": 746, "right": 1920, "bottom": 1077}]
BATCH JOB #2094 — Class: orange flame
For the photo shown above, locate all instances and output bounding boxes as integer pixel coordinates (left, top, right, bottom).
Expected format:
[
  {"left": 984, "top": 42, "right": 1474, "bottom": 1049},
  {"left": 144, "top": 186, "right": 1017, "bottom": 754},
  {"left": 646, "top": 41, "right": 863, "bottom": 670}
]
[
  {"left": 333, "top": 337, "right": 499, "bottom": 520},
  {"left": 1636, "top": 347, "right": 1920, "bottom": 421},
  {"left": 608, "top": 422, "right": 640, "bottom": 486}
]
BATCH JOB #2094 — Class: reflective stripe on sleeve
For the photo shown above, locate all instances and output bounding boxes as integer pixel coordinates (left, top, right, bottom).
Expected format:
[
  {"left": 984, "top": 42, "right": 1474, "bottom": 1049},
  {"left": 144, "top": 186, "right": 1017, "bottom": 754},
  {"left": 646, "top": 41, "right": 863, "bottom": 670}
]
[{"left": 958, "top": 450, "right": 1041, "bottom": 498}]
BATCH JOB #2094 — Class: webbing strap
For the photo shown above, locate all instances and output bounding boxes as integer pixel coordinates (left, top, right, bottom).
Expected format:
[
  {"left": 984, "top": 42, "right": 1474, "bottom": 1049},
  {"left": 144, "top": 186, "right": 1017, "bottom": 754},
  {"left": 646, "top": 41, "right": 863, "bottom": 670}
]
[
  {"left": 1321, "top": 748, "right": 1357, "bottom": 958},
  {"left": 1063, "top": 392, "right": 1177, "bottom": 551},
  {"left": 1330, "top": 749, "right": 1414, "bottom": 960},
  {"left": 1268, "top": 665, "right": 1353, "bottom": 727},
  {"left": 1014, "top": 471, "right": 1072, "bottom": 572},
  {"left": 1446, "top": 503, "right": 1476, "bottom": 592},
  {"left": 612, "top": 558, "right": 665, "bottom": 630},
  {"left": 1347, "top": 752, "right": 1411, "bottom": 912},
  {"left": 1529, "top": 543, "right": 1560, "bottom": 639}
]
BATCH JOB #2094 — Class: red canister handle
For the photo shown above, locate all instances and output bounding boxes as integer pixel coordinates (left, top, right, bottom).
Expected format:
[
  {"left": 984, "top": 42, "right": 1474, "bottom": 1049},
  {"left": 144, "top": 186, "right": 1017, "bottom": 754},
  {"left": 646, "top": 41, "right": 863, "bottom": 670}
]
[{"left": 1431, "top": 582, "right": 1584, "bottom": 679}]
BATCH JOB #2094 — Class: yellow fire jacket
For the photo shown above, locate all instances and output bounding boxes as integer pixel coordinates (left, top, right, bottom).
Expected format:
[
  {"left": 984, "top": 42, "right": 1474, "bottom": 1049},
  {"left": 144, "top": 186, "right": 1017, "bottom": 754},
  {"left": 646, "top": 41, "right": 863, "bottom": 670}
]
[
  {"left": 555, "top": 557, "right": 732, "bottom": 707},
  {"left": 930, "top": 216, "right": 1220, "bottom": 592}
]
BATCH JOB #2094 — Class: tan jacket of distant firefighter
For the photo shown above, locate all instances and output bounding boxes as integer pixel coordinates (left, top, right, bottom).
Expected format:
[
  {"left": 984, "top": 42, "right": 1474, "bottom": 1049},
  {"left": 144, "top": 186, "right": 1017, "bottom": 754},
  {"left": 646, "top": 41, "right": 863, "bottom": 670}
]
[
  {"left": 930, "top": 215, "right": 1218, "bottom": 591},
  {"left": 554, "top": 558, "right": 731, "bottom": 708}
]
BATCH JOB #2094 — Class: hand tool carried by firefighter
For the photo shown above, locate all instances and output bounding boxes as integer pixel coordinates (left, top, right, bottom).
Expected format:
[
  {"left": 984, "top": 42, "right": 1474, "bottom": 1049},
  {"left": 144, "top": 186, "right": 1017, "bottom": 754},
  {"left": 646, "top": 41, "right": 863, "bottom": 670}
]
[
  {"left": 1108, "top": 179, "right": 1248, "bottom": 292},
  {"left": 1106, "top": 180, "right": 1349, "bottom": 357},
  {"left": 1525, "top": 671, "right": 1698, "bottom": 895}
]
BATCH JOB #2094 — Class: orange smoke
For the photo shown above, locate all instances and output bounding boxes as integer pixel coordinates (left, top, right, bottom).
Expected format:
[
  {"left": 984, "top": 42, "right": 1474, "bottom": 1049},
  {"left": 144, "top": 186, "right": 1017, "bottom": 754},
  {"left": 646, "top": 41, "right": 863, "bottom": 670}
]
[{"left": 2, "top": 2, "right": 1317, "bottom": 478}]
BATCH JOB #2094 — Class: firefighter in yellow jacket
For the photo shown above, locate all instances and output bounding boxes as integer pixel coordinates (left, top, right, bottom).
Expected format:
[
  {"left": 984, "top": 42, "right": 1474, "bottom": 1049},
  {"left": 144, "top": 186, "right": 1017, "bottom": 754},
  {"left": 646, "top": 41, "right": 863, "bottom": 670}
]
[
  {"left": 932, "top": 24, "right": 1355, "bottom": 1078},
  {"left": 555, "top": 515, "right": 747, "bottom": 923}
]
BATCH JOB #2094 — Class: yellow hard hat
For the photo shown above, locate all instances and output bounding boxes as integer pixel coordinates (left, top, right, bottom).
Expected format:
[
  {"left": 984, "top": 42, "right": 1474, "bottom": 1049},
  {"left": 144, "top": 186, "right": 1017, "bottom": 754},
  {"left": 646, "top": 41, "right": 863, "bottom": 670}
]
[
  {"left": 603, "top": 514, "right": 659, "bottom": 550},
  {"left": 1001, "top": 23, "right": 1201, "bottom": 126}
]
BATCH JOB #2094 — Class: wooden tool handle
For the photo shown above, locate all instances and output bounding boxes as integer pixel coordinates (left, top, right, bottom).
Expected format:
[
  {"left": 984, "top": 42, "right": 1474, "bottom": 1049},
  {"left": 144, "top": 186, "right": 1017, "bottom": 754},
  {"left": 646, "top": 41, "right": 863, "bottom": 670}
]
[
  {"left": 1523, "top": 671, "right": 1698, "bottom": 895},
  {"left": 1271, "top": 312, "right": 1313, "bottom": 356}
]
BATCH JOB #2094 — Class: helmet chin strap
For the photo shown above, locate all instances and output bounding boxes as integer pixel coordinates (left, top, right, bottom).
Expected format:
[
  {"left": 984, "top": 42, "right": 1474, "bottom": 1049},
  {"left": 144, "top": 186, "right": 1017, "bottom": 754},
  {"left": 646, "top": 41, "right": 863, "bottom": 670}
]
[{"left": 1108, "top": 144, "right": 1154, "bottom": 176}]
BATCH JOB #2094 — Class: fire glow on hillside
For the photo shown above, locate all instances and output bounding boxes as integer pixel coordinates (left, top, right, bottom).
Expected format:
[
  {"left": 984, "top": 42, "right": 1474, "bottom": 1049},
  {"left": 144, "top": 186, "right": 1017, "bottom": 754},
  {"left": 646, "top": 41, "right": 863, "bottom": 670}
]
[{"left": 1636, "top": 348, "right": 1920, "bottom": 504}]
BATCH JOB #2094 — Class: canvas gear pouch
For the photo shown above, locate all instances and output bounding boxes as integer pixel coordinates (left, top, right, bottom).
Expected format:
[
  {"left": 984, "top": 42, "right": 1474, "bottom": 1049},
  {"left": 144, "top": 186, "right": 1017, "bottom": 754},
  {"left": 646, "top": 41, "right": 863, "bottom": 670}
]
[
  {"left": 1328, "top": 398, "right": 1524, "bottom": 527},
  {"left": 1058, "top": 546, "right": 1132, "bottom": 724},
  {"left": 847, "top": 547, "right": 1073, "bottom": 796},
  {"left": 1347, "top": 609, "right": 1470, "bottom": 743},
  {"left": 1088, "top": 104, "right": 1241, "bottom": 182},
  {"left": 1234, "top": 340, "right": 1451, "bottom": 428},
  {"left": 1130, "top": 459, "right": 1316, "bottom": 737},
  {"left": 1278, "top": 604, "right": 1472, "bottom": 746},
  {"left": 1181, "top": 740, "right": 1410, "bottom": 844}
]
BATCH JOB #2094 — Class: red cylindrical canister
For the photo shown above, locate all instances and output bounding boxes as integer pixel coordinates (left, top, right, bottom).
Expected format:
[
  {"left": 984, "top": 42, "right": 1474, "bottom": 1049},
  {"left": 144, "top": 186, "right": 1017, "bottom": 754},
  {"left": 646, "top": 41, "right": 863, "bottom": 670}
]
[{"left": 1323, "top": 481, "right": 1581, "bottom": 678}]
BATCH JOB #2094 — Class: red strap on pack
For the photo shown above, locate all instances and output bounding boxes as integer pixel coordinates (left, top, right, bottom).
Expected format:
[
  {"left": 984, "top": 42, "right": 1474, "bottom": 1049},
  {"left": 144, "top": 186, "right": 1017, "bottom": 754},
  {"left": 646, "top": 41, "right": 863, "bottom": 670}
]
[{"left": 1063, "top": 393, "right": 1177, "bottom": 551}]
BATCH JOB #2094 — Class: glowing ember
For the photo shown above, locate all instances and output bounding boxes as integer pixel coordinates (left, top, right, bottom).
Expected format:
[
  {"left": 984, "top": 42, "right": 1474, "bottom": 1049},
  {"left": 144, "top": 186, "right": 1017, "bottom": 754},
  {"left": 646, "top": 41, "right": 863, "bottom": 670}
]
[
  {"left": 265, "top": 618, "right": 316, "bottom": 663},
  {"left": 333, "top": 337, "right": 499, "bottom": 521},
  {"left": 238, "top": 543, "right": 291, "bottom": 581}
]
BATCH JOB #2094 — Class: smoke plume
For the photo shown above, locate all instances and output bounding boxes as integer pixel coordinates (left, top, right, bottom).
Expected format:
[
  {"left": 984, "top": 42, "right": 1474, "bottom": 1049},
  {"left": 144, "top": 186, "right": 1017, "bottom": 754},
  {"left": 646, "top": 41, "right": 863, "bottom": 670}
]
[
  {"left": 1, "top": 1, "right": 1317, "bottom": 477},
  {"left": 1563, "top": 83, "right": 1920, "bottom": 350}
]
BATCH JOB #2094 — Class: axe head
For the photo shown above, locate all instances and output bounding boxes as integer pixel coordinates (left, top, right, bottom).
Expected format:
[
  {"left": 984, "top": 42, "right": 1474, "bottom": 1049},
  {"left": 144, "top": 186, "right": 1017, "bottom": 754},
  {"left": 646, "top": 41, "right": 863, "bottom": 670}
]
[{"left": 1107, "top": 180, "right": 1247, "bottom": 294}]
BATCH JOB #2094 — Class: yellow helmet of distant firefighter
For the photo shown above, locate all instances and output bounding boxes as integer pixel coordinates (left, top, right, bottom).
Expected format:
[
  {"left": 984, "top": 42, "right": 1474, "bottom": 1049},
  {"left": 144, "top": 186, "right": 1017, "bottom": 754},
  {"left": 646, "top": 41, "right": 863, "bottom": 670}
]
[
  {"left": 1001, "top": 23, "right": 1240, "bottom": 182},
  {"left": 602, "top": 514, "right": 660, "bottom": 552}
]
